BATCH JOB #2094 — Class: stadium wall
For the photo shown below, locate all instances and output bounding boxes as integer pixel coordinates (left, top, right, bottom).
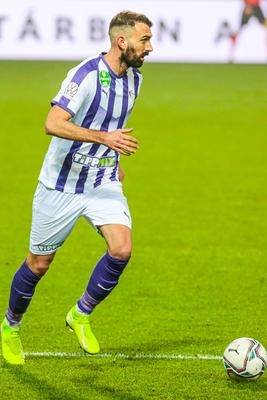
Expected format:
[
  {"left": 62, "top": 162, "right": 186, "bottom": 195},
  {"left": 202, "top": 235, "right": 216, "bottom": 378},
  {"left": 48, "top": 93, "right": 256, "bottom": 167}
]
[{"left": 0, "top": 0, "right": 266, "bottom": 63}]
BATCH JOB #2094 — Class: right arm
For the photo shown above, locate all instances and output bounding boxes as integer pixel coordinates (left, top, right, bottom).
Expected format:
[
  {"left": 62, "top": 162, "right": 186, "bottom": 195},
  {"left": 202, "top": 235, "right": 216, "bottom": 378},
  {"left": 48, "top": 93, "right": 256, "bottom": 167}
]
[{"left": 45, "top": 105, "right": 139, "bottom": 156}]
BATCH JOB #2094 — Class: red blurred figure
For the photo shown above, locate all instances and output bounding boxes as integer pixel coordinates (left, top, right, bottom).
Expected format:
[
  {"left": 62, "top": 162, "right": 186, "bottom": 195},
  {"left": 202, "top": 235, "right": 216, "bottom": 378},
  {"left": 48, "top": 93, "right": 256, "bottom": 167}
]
[
  {"left": 241, "top": 0, "right": 266, "bottom": 28},
  {"left": 229, "top": 0, "right": 267, "bottom": 61}
]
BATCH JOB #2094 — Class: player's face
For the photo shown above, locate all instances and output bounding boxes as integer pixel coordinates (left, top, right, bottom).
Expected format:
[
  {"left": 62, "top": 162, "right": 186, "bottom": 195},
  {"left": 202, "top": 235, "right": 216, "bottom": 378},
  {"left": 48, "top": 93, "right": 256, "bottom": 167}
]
[{"left": 121, "top": 23, "right": 153, "bottom": 68}]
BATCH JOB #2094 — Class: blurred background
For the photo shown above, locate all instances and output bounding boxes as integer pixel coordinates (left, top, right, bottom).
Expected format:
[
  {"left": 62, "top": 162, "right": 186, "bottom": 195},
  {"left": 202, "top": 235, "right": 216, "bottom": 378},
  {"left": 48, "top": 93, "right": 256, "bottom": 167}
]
[{"left": 1, "top": 0, "right": 267, "bottom": 63}]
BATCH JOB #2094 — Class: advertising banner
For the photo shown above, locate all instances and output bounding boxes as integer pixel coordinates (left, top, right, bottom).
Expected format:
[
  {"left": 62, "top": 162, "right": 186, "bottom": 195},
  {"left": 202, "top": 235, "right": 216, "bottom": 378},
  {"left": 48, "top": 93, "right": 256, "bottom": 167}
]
[{"left": 0, "top": 0, "right": 266, "bottom": 62}]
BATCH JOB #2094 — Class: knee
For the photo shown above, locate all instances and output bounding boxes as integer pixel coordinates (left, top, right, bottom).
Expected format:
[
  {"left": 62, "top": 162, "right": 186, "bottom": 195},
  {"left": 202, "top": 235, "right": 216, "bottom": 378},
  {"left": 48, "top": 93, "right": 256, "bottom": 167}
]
[
  {"left": 27, "top": 253, "right": 55, "bottom": 276},
  {"left": 108, "top": 244, "right": 132, "bottom": 261}
]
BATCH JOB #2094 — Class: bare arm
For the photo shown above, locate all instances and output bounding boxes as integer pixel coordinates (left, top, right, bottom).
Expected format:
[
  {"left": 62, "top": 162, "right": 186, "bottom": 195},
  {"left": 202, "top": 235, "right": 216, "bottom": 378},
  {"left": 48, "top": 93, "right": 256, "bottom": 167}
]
[
  {"left": 45, "top": 106, "right": 139, "bottom": 156},
  {"left": 118, "top": 162, "right": 125, "bottom": 182}
]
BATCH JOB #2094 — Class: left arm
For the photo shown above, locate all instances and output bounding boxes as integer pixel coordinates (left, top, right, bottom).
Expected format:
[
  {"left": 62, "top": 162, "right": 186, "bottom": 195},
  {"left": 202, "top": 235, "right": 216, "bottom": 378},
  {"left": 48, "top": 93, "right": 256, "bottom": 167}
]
[{"left": 118, "top": 162, "right": 125, "bottom": 182}]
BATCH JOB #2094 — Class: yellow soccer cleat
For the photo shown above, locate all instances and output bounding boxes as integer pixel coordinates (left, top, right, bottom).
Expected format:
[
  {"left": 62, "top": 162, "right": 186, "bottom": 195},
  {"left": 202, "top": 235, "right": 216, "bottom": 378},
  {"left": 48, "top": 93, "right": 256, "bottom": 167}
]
[
  {"left": 66, "top": 306, "right": 100, "bottom": 354},
  {"left": 1, "top": 318, "right": 25, "bottom": 365}
]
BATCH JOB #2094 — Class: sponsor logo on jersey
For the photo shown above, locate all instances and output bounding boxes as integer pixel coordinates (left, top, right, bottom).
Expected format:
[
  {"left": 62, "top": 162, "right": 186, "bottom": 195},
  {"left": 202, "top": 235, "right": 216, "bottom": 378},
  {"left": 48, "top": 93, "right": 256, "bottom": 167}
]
[
  {"left": 73, "top": 152, "right": 115, "bottom": 168},
  {"left": 99, "top": 70, "right": 111, "bottom": 88},
  {"left": 64, "top": 81, "right": 79, "bottom": 99}
]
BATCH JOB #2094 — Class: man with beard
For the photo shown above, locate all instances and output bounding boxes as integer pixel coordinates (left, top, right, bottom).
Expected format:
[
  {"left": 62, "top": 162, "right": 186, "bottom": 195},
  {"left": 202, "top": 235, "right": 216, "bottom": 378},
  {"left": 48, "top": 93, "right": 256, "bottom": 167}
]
[{"left": 1, "top": 10, "right": 153, "bottom": 365}]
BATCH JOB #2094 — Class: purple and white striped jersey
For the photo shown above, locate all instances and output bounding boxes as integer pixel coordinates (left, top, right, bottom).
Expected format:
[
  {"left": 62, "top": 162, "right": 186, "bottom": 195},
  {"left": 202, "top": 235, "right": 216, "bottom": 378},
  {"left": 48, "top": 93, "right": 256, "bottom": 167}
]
[{"left": 38, "top": 53, "right": 142, "bottom": 193}]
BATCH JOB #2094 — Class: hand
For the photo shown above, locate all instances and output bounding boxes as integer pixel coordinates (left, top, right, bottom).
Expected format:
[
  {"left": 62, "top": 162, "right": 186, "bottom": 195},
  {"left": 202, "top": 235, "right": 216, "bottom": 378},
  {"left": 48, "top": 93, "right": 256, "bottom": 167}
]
[{"left": 104, "top": 128, "right": 139, "bottom": 156}]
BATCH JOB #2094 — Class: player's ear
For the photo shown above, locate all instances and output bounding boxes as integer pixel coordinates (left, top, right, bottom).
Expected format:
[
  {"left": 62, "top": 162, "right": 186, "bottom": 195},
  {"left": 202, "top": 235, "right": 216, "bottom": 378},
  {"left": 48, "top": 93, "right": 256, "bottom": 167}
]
[{"left": 117, "top": 35, "right": 127, "bottom": 50}]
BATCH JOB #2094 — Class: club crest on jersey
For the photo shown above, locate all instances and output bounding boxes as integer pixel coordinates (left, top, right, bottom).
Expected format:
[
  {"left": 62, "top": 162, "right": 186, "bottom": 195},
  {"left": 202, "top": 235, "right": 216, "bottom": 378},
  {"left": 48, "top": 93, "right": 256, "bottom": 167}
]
[
  {"left": 99, "top": 70, "right": 111, "bottom": 88},
  {"left": 64, "top": 82, "right": 79, "bottom": 99}
]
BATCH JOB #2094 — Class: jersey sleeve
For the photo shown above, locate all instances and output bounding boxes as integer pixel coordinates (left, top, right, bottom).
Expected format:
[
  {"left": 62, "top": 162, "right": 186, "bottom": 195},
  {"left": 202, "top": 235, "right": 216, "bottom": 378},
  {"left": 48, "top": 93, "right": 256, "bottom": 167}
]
[{"left": 51, "top": 63, "right": 94, "bottom": 117}]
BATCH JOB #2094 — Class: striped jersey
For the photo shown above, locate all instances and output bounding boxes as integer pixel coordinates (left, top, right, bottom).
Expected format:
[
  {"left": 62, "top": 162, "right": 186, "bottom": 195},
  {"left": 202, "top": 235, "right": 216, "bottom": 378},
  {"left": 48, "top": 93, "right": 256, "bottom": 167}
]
[{"left": 38, "top": 53, "right": 142, "bottom": 193}]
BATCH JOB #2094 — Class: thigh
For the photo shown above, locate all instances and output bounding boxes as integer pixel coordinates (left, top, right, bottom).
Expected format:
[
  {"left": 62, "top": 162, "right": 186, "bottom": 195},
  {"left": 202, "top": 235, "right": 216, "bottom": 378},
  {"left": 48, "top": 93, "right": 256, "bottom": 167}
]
[
  {"left": 100, "top": 224, "right": 132, "bottom": 248},
  {"left": 99, "top": 224, "right": 132, "bottom": 260},
  {"left": 255, "top": 6, "right": 265, "bottom": 24},
  {"left": 30, "top": 183, "right": 82, "bottom": 255},
  {"left": 241, "top": 7, "right": 251, "bottom": 26},
  {"left": 82, "top": 182, "right": 132, "bottom": 232}
]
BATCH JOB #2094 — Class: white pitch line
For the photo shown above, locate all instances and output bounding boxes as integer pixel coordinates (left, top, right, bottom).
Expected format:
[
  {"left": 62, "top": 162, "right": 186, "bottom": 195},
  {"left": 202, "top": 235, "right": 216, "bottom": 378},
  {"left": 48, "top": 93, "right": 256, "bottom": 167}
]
[{"left": 23, "top": 352, "right": 222, "bottom": 360}]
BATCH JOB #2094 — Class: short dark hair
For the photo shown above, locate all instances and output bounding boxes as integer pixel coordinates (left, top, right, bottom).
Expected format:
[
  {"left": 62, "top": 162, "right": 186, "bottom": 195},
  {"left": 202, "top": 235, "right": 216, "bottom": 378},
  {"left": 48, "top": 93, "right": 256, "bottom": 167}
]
[{"left": 109, "top": 10, "right": 153, "bottom": 35}]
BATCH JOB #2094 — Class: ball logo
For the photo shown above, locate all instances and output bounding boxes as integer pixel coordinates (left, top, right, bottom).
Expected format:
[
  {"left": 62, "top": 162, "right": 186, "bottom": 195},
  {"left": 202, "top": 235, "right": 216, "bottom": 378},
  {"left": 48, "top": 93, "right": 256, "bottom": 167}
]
[
  {"left": 99, "top": 70, "right": 111, "bottom": 88},
  {"left": 64, "top": 82, "right": 79, "bottom": 99},
  {"left": 223, "top": 337, "right": 267, "bottom": 381}
]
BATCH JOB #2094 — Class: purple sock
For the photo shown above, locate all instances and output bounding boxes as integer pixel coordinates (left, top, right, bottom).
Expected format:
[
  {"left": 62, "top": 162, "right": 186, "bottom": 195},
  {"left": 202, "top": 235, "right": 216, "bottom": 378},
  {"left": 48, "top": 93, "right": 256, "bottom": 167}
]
[
  {"left": 6, "top": 260, "right": 41, "bottom": 326},
  {"left": 77, "top": 252, "right": 130, "bottom": 314}
]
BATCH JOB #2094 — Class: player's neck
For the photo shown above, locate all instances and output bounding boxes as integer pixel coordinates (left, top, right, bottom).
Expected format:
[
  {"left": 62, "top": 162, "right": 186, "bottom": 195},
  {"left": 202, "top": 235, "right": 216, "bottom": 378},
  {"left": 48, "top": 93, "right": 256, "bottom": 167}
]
[{"left": 104, "top": 50, "right": 128, "bottom": 77}]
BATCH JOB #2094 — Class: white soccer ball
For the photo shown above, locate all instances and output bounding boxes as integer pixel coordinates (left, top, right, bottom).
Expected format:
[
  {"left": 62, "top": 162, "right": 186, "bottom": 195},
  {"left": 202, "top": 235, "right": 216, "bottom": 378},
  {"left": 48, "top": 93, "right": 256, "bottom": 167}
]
[{"left": 223, "top": 338, "right": 267, "bottom": 381}]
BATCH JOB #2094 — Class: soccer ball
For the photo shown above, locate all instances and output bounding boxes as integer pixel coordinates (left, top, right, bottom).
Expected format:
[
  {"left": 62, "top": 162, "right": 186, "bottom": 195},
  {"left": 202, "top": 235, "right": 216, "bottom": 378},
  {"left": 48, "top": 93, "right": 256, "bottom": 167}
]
[{"left": 223, "top": 337, "right": 267, "bottom": 381}]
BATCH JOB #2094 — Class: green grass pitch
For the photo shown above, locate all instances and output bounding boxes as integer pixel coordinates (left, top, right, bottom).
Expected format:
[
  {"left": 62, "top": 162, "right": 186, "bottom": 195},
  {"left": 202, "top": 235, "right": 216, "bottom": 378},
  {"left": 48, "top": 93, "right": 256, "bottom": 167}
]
[{"left": 0, "top": 61, "right": 267, "bottom": 399}]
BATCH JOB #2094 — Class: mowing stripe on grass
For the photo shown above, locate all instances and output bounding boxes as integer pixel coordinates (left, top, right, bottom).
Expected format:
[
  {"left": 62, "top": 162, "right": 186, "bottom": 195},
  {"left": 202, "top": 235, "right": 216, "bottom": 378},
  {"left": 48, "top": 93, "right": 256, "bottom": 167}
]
[{"left": 22, "top": 352, "right": 222, "bottom": 360}]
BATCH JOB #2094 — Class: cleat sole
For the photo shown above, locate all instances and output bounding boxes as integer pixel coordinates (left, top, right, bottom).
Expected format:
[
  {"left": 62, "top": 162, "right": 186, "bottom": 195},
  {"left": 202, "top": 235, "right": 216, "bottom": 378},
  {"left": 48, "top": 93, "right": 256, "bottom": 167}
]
[{"left": 65, "top": 321, "right": 74, "bottom": 332}]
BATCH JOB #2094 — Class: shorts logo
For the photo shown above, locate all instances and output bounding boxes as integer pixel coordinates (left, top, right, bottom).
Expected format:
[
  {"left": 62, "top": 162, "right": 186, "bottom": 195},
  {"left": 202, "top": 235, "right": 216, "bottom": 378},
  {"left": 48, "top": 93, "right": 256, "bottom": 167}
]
[
  {"left": 64, "top": 82, "right": 79, "bottom": 99},
  {"left": 124, "top": 211, "right": 130, "bottom": 220},
  {"left": 99, "top": 70, "right": 111, "bottom": 88},
  {"left": 37, "top": 243, "right": 63, "bottom": 252},
  {"left": 73, "top": 152, "right": 115, "bottom": 168}
]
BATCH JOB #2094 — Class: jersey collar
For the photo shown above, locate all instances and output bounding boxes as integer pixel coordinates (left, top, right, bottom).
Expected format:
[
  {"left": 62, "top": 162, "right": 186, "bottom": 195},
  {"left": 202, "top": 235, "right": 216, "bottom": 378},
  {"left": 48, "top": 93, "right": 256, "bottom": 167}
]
[{"left": 100, "top": 53, "right": 127, "bottom": 79}]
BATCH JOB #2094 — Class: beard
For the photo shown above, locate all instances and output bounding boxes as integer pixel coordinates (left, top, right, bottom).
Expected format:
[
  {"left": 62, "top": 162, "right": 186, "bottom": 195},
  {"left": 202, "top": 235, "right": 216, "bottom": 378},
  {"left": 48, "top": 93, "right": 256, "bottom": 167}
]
[{"left": 120, "top": 46, "right": 148, "bottom": 68}]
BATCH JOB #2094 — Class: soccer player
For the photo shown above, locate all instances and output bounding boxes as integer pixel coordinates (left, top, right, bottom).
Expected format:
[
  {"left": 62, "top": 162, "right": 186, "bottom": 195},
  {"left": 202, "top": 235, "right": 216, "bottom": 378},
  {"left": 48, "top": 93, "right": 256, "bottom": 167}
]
[
  {"left": 229, "top": 0, "right": 267, "bottom": 60},
  {"left": 215, "top": 0, "right": 267, "bottom": 61},
  {"left": 1, "top": 11, "right": 153, "bottom": 365},
  {"left": 239, "top": 0, "right": 266, "bottom": 30}
]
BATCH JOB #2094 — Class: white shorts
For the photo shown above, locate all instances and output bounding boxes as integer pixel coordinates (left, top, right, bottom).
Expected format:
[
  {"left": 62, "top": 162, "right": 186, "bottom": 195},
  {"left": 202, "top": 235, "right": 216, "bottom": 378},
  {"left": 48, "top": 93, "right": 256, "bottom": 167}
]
[{"left": 30, "top": 182, "right": 132, "bottom": 255}]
